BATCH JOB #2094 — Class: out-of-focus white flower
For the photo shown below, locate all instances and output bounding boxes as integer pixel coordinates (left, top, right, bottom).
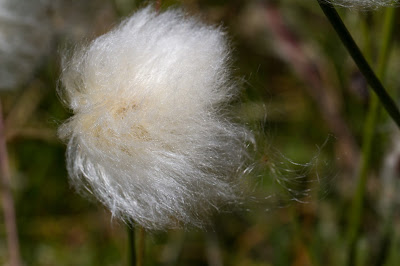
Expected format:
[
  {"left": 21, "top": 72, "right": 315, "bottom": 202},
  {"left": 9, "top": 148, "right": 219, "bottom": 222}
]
[
  {"left": 325, "top": 0, "right": 398, "bottom": 8},
  {"left": 0, "top": 0, "right": 52, "bottom": 90},
  {"left": 58, "top": 7, "right": 253, "bottom": 230}
]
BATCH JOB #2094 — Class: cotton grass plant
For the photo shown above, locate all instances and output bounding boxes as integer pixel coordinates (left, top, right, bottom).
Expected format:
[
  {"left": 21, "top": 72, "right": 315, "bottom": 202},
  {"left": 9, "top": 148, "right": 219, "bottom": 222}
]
[
  {"left": 2, "top": 0, "right": 400, "bottom": 265},
  {"left": 0, "top": 0, "right": 52, "bottom": 90},
  {"left": 58, "top": 6, "right": 253, "bottom": 231},
  {"left": 326, "top": 0, "right": 398, "bottom": 8}
]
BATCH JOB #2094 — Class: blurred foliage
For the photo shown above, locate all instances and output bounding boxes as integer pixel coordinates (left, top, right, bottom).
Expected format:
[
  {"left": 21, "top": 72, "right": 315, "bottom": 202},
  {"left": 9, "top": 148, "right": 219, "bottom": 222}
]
[{"left": 1, "top": 0, "right": 400, "bottom": 265}]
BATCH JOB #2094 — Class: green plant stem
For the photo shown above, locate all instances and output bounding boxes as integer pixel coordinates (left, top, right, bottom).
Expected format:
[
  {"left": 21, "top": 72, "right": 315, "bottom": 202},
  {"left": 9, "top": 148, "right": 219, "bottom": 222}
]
[
  {"left": 376, "top": 8, "right": 396, "bottom": 79},
  {"left": 317, "top": 1, "right": 400, "bottom": 128},
  {"left": 346, "top": 7, "right": 396, "bottom": 265}
]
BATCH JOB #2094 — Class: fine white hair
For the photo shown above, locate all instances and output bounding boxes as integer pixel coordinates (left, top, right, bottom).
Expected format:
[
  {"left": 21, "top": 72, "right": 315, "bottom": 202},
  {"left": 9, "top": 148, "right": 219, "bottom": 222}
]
[
  {"left": 324, "top": 0, "right": 398, "bottom": 8},
  {"left": 58, "top": 7, "right": 253, "bottom": 230}
]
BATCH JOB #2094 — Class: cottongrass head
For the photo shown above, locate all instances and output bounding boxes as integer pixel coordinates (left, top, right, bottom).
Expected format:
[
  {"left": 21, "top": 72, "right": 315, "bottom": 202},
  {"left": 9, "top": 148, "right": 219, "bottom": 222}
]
[
  {"left": 324, "top": 0, "right": 398, "bottom": 8},
  {"left": 0, "top": 0, "right": 52, "bottom": 90},
  {"left": 58, "top": 6, "right": 253, "bottom": 230}
]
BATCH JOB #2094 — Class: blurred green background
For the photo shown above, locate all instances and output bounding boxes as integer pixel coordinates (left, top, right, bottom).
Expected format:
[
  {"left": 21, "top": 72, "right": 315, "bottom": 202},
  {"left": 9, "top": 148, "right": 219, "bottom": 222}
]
[{"left": 1, "top": 0, "right": 400, "bottom": 265}]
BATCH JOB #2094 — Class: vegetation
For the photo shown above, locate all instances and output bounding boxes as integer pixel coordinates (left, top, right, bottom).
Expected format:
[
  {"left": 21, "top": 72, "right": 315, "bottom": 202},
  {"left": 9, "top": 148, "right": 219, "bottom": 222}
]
[{"left": 1, "top": 0, "right": 400, "bottom": 265}]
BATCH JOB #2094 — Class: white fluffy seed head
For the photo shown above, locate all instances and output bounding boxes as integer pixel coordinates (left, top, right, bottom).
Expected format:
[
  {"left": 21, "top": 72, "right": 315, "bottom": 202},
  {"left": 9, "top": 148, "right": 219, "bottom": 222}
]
[
  {"left": 0, "top": 0, "right": 52, "bottom": 90},
  {"left": 58, "top": 6, "right": 253, "bottom": 230},
  {"left": 325, "top": 0, "right": 398, "bottom": 8}
]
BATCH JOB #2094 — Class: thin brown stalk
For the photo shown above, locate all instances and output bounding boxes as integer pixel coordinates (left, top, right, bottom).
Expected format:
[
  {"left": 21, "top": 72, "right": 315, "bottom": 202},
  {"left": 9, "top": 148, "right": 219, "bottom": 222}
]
[
  {"left": 156, "top": 0, "right": 162, "bottom": 11},
  {"left": 137, "top": 226, "right": 145, "bottom": 266},
  {"left": 0, "top": 101, "right": 21, "bottom": 266}
]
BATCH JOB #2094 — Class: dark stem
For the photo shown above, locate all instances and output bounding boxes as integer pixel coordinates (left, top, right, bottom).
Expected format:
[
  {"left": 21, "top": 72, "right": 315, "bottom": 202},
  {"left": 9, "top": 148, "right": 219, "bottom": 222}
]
[
  {"left": 128, "top": 223, "right": 136, "bottom": 266},
  {"left": 127, "top": 223, "right": 145, "bottom": 266},
  {"left": 317, "top": 0, "right": 400, "bottom": 128}
]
